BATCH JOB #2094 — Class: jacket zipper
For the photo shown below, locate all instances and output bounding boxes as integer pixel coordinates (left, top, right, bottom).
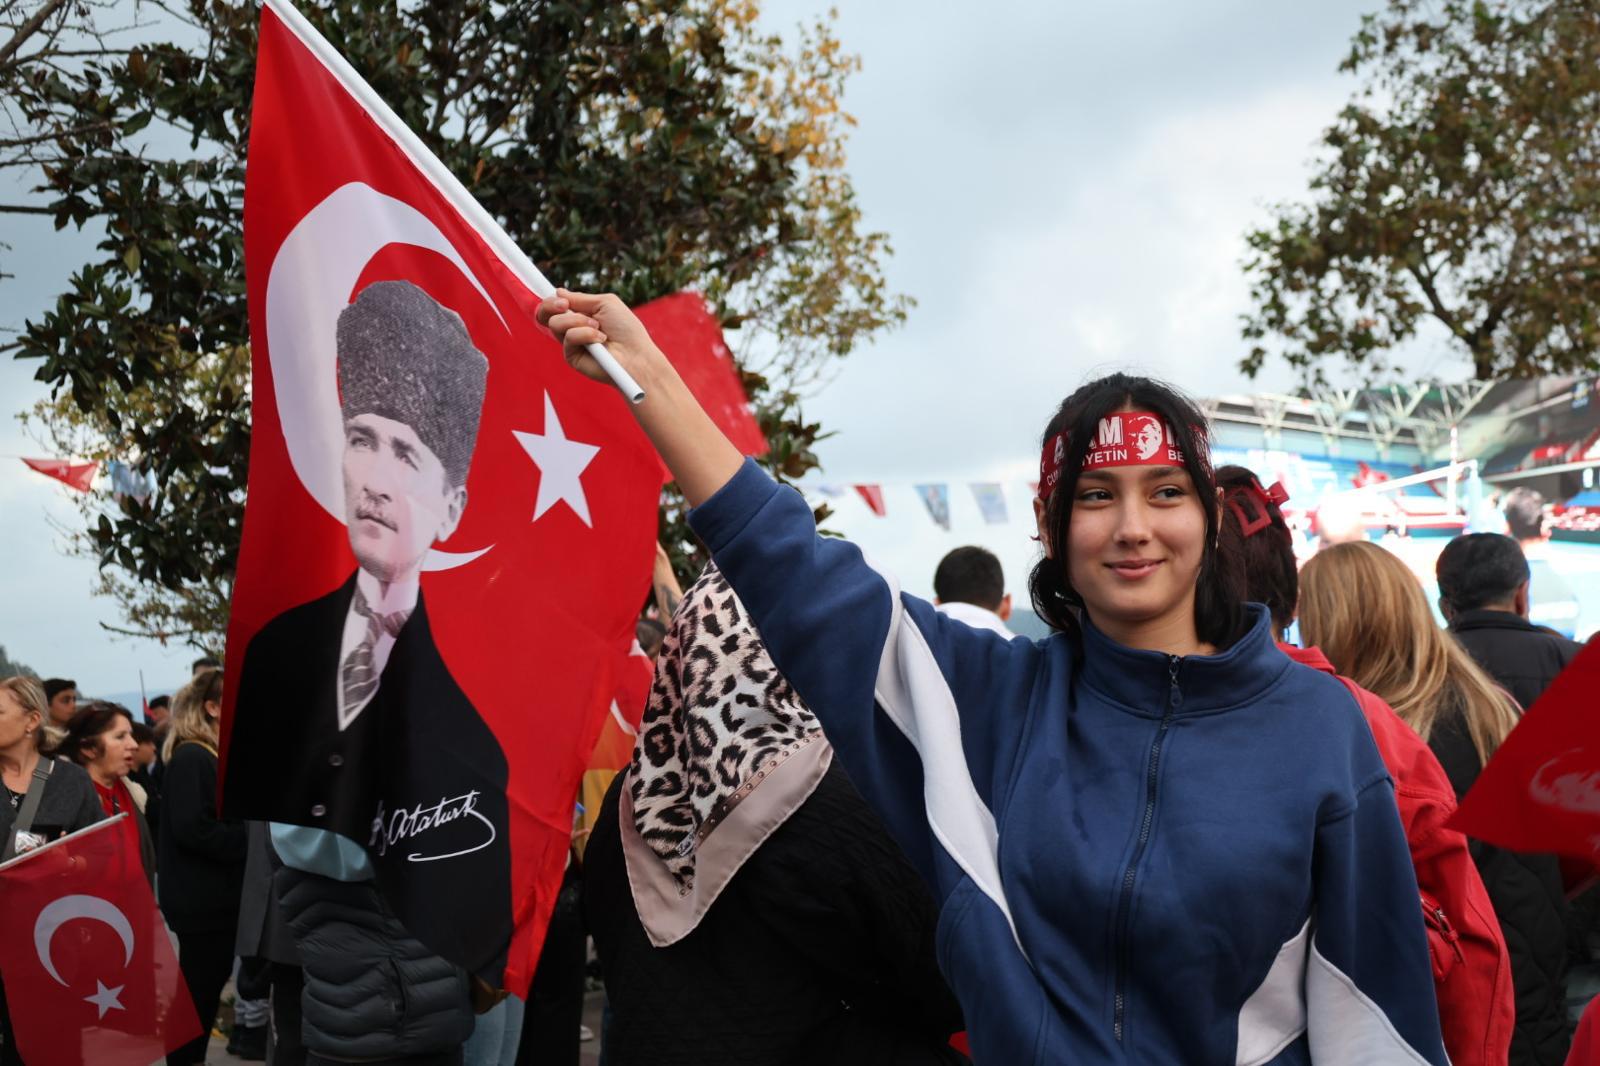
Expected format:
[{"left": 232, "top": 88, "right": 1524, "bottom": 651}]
[
  {"left": 1113, "top": 655, "right": 1181, "bottom": 1044},
  {"left": 1421, "top": 893, "right": 1464, "bottom": 965}
]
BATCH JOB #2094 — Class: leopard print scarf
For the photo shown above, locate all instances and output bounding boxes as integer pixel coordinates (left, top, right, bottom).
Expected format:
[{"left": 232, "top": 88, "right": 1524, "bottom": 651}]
[{"left": 620, "top": 565, "right": 832, "bottom": 945}]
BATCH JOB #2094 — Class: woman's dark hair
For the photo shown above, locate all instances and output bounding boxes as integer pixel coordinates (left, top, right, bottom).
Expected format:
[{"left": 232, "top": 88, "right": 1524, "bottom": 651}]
[
  {"left": 61, "top": 700, "right": 136, "bottom": 766},
  {"left": 1028, "top": 373, "right": 1247, "bottom": 648},
  {"left": 1214, "top": 465, "right": 1298, "bottom": 635}
]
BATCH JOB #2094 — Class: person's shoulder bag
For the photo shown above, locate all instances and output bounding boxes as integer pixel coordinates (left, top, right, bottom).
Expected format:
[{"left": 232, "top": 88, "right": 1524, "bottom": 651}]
[{"left": 1, "top": 757, "right": 57, "bottom": 863}]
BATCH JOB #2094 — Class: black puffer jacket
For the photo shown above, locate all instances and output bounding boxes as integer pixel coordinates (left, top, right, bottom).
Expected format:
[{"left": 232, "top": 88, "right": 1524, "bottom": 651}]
[
  {"left": 1448, "top": 608, "right": 1582, "bottom": 713},
  {"left": 1431, "top": 711, "right": 1572, "bottom": 1065},
  {"left": 275, "top": 864, "right": 473, "bottom": 1061},
  {"left": 584, "top": 763, "right": 969, "bottom": 1066}
]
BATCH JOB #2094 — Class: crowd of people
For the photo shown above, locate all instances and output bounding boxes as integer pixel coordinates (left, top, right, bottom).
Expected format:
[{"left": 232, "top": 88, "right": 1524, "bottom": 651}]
[{"left": 1, "top": 286, "right": 1596, "bottom": 1066}]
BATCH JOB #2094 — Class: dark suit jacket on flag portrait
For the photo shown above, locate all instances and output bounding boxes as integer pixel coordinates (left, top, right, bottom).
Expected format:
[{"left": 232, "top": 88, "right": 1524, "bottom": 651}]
[{"left": 224, "top": 0, "right": 667, "bottom": 991}]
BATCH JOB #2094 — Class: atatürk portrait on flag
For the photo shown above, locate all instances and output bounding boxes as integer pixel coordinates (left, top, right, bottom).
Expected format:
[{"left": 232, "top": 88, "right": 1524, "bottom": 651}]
[{"left": 225, "top": 279, "right": 511, "bottom": 973}]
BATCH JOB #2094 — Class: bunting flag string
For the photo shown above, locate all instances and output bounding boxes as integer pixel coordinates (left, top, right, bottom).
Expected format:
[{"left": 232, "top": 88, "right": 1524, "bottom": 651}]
[{"left": 804, "top": 478, "right": 1038, "bottom": 527}]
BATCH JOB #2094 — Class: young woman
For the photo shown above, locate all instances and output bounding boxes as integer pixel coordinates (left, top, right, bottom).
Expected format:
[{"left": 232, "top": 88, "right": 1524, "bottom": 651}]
[
  {"left": 0, "top": 676, "right": 103, "bottom": 1066},
  {"left": 539, "top": 291, "right": 1447, "bottom": 1063},
  {"left": 1216, "top": 467, "right": 1513, "bottom": 1066},
  {"left": 1298, "top": 541, "right": 1570, "bottom": 1066},
  {"left": 157, "top": 668, "right": 247, "bottom": 1066},
  {"left": 61, "top": 701, "right": 156, "bottom": 883}
]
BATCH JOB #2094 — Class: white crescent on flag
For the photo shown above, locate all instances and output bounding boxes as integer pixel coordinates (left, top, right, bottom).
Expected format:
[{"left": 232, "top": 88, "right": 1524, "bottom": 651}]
[{"left": 33, "top": 893, "right": 135, "bottom": 986}]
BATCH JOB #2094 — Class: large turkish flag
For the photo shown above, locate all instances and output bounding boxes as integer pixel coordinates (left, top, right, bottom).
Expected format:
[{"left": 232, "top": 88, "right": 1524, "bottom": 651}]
[
  {"left": 0, "top": 817, "right": 202, "bottom": 1066},
  {"left": 224, "top": 0, "right": 665, "bottom": 992}
]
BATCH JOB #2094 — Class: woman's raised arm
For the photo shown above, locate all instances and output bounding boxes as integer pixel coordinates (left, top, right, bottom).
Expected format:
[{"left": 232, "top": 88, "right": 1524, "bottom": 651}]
[
  {"left": 541, "top": 289, "right": 1038, "bottom": 908},
  {"left": 537, "top": 289, "right": 743, "bottom": 505}
]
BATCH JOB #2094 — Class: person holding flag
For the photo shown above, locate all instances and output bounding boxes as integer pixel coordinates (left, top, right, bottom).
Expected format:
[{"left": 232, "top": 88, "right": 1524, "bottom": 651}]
[
  {"left": 540, "top": 293, "right": 1449, "bottom": 1064},
  {"left": 1, "top": 676, "right": 202, "bottom": 1065},
  {"left": 1, "top": 677, "right": 105, "bottom": 1064}
]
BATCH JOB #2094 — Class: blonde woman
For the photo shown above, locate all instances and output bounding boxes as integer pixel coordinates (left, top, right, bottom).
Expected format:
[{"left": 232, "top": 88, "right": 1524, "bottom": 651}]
[
  {"left": 156, "top": 668, "right": 246, "bottom": 1066},
  {"left": 1299, "top": 540, "right": 1571, "bottom": 1065}
]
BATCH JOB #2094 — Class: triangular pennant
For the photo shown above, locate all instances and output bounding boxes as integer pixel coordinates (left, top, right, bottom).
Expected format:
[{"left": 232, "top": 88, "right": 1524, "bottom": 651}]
[
  {"left": 853, "top": 484, "right": 886, "bottom": 517},
  {"left": 914, "top": 483, "right": 951, "bottom": 530}
]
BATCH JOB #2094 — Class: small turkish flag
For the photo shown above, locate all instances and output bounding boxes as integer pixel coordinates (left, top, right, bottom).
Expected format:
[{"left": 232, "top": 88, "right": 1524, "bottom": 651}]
[
  {"left": 0, "top": 817, "right": 202, "bottom": 1066},
  {"left": 1449, "top": 641, "right": 1600, "bottom": 859},
  {"left": 21, "top": 458, "right": 98, "bottom": 493}
]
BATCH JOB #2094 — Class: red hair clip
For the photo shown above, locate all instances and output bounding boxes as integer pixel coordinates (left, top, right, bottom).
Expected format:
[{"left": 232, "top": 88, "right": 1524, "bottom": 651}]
[{"left": 1224, "top": 478, "right": 1289, "bottom": 538}]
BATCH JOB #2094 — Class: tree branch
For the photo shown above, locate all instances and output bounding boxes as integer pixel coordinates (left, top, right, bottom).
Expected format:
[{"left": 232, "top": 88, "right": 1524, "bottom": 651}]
[
  {"left": 1470, "top": 226, "right": 1532, "bottom": 352},
  {"left": 0, "top": 0, "right": 71, "bottom": 72},
  {"left": 0, "top": 202, "right": 54, "bottom": 213},
  {"left": 1405, "top": 260, "right": 1469, "bottom": 343},
  {"left": 96, "top": 618, "right": 198, "bottom": 643},
  {"left": 0, "top": 120, "right": 114, "bottom": 149}
]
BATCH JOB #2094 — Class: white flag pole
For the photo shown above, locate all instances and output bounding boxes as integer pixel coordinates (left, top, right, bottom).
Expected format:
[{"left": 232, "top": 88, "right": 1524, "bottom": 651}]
[
  {"left": 260, "top": 0, "right": 646, "bottom": 404},
  {"left": 0, "top": 814, "right": 125, "bottom": 872}
]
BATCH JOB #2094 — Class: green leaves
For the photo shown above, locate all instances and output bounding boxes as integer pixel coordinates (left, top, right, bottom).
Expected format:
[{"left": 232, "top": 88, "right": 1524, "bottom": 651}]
[
  {"left": 1243, "top": 0, "right": 1600, "bottom": 383},
  {"left": 6, "top": 0, "right": 906, "bottom": 648}
]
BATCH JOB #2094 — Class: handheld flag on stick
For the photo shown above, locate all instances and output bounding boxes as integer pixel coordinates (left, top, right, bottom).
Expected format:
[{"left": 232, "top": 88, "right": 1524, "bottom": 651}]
[
  {"left": 223, "top": 0, "right": 667, "bottom": 993},
  {"left": 0, "top": 817, "right": 202, "bottom": 1065}
]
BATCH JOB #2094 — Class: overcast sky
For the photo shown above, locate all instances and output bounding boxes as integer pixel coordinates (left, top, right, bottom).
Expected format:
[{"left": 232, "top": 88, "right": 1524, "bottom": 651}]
[{"left": 0, "top": 0, "right": 1462, "bottom": 694}]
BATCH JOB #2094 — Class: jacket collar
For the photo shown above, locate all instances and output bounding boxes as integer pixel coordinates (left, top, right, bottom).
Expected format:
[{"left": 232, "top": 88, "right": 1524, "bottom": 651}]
[
  {"left": 1278, "top": 642, "right": 1335, "bottom": 675},
  {"left": 1448, "top": 607, "right": 1537, "bottom": 634},
  {"left": 1077, "top": 603, "right": 1290, "bottom": 717}
]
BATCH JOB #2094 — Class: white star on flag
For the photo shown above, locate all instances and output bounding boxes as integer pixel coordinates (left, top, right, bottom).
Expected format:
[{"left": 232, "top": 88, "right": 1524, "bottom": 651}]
[
  {"left": 513, "top": 392, "right": 601, "bottom": 528},
  {"left": 84, "top": 980, "right": 124, "bottom": 1018}
]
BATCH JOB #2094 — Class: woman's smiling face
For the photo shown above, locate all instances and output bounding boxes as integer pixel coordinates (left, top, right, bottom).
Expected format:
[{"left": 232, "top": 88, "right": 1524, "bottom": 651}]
[{"left": 1065, "top": 461, "right": 1209, "bottom": 647}]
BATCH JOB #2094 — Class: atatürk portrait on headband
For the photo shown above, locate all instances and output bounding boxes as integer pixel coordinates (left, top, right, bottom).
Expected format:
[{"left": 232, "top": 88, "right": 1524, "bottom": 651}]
[{"left": 227, "top": 278, "right": 511, "bottom": 973}]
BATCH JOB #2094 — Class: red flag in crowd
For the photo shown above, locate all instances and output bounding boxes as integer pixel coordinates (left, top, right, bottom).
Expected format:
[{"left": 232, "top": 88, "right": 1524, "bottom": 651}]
[
  {"left": 576, "top": 643, "right": 655, "bottom": 859},
  {"left": 0, "top": 818, "right": 201, "bottom": 1066},
  {"left": 1449, "top": 641, "right": 1600, "bottom": 860},
  {"left": 855, "top": 484, "right": 887, "bottom": 517},
  {"left": 222, "top": 0, "right": 667, "bottom": 994},
  {"left": 21, "top": 458, "right": 98, "bottom": 492},
  {"left": 634, "top": 292, "right": 767, "bottom": 459}
]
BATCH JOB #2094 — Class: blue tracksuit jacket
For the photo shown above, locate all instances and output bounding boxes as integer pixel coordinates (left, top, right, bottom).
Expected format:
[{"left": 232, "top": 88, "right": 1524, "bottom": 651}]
[{"left": 690, "top": 460, "right": 1448, "bottom": 1065}]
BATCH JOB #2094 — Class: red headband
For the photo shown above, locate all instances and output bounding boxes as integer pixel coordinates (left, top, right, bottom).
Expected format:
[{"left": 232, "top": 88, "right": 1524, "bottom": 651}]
[
  {"left": 1038, "top": 411, "right": 1194, "bottom": 500},
  {"left": 1224, "top": 478, "right": 1290, "bottom": 538}
]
